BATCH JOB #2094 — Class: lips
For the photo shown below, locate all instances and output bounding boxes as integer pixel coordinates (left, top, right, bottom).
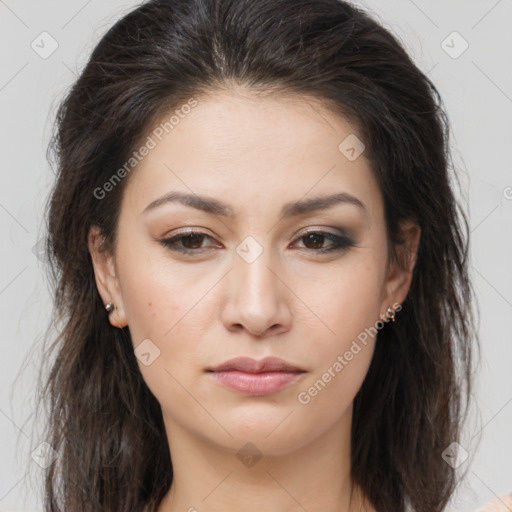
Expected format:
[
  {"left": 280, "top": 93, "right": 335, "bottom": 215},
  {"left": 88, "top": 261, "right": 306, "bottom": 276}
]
[
  {"left": 206, "top": 357, "right": 306, "bottom": 395},
  {"left": 206, "top": 356, "right": 304, "bottom": 374}
]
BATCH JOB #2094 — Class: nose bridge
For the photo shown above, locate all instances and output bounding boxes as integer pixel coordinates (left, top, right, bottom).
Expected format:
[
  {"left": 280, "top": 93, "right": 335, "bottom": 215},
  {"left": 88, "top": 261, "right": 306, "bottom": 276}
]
[
  {"left": 233, "top": 235, "right": 280, "bottom": 302},
  {"left": 224, "top": 235, "right": 290, "bottom": 335}
]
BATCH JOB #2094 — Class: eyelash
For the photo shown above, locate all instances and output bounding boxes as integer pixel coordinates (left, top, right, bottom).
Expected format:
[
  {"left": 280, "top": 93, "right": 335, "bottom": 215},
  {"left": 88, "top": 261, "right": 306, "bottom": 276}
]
[{"left": 160, "top": 229, "right": 354, "bottom": 255}]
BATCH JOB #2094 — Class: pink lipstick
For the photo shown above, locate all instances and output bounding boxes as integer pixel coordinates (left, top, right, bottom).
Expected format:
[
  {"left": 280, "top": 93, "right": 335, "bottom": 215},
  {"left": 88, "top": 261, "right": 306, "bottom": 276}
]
[{"left": 206, "top": 356, "right": 305, "bottom": 395}]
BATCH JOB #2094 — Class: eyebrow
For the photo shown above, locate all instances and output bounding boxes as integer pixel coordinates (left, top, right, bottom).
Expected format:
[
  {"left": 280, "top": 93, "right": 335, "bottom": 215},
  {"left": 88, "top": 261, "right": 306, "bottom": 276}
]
[{"left": 142, "top": 191, "right": 366, "bottom": 218}]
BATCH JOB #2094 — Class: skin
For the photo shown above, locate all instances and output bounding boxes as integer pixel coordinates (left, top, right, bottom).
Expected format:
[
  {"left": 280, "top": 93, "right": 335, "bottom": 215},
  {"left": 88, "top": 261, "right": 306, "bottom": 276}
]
[{"left": 89, "top": 86, "right": 420, "bottom": 512}]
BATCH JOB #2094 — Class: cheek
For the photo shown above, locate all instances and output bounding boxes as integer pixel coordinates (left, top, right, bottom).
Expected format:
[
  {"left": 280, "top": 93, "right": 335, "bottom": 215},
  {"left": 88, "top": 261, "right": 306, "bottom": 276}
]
[
  {"left": 292, "top": 261, "right": 383, "bottom": 399},
  {"left": 294, "top": 274, "right": 380, "bottom": 424},
  {"left": 295, "top": 260, "right": 384, "bottom": 342},
  {"left": 116, "top": 240, "right": 198, "bottom": 343},
  {"left": 116, "top": 252, "right": 217, "bottom": 388},
  {"left": 294, "top": 343, "right": 373, "bottom": 441},
  {"left": 117, "top": 261, "right": 208, "bottom": 417}
]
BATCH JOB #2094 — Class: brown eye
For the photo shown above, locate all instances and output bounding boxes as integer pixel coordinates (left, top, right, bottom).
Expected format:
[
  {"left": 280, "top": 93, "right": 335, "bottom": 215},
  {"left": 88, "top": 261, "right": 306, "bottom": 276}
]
[
  {"left": 160, "top": 231, "right": 220, "bottom": 253},
  {"left": 293, "top": 230, "right": 354, "bottom": 253},
  {"left": 302, "top": 233, "right": 329, "bottom": 249},
  {"left": 180, "top": 233, "right": 207, "bottom": 249}
]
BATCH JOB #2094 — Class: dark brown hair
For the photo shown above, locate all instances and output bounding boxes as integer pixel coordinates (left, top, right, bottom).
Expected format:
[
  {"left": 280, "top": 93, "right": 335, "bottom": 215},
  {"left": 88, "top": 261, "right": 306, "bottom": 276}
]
[{"left": 37, "top": 0, "right": 478, "bottom": 511}]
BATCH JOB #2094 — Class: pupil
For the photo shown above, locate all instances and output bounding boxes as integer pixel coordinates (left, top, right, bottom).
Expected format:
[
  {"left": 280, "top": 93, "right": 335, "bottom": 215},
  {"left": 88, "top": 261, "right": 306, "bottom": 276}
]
[
  {"left": 304, "top": 233, "right": 324, "bottom": 249},
  {"left": 182, "top": 233, "right": 204, "bottom": 249}
]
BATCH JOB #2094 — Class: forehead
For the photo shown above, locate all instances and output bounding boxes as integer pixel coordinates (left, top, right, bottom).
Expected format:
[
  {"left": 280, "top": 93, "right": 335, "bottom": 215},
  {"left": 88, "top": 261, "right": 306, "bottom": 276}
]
[
  {"left": 120, "top": 88, "right": 382, "bottom": 222},
  {"left": 166, "top": 89, "right": 356, "bottom": 156}
]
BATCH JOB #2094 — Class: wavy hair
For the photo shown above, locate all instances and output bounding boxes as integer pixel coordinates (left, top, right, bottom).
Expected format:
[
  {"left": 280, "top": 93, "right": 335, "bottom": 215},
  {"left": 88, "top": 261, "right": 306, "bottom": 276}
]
[{"left": 37, "top": 0, "right": 478, "bottom": 510}]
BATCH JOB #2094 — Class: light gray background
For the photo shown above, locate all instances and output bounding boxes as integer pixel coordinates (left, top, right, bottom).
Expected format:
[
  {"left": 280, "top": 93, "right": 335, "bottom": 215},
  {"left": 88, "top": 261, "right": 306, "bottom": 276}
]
[{"left": 1, "top": 1, "right": 511, "bottom": 511}]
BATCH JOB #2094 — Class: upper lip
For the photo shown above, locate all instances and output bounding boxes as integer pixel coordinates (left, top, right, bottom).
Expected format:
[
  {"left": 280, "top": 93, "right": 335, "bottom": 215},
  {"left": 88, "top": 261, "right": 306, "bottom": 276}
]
[{"left": 207, "top": 356, "right": 305, "bottom": 373}]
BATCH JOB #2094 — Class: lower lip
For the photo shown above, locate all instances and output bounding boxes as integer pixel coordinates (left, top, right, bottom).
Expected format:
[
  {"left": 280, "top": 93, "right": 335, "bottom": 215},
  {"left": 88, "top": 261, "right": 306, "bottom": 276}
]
[{"left": 208, "top": 370, "right": 304, "bottom": 395}]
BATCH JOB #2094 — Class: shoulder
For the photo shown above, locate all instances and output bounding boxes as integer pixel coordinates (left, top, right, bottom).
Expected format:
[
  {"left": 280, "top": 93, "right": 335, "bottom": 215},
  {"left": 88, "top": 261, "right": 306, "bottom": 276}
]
[{"left": 475, "top": 493, "right": 512, "bottom": 511}]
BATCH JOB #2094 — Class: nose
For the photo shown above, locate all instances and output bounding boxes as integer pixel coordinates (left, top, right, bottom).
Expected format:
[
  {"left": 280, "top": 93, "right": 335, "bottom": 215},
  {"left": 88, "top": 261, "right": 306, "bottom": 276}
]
[{"left": 220, "top": 244, "right": 292, "bottom": 338}]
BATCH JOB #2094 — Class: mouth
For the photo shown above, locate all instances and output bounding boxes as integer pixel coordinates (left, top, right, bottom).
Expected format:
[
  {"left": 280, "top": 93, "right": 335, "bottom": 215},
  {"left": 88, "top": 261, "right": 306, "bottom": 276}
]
[{"left": 206, "top": 356, "right": 306, "bottom": 395}]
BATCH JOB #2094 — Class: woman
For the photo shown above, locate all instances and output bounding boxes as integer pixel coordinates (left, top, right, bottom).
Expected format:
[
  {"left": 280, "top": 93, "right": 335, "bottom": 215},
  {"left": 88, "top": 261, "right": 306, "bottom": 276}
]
[{"left": 38, "top": 0, "right": 483, "bottom": 510}]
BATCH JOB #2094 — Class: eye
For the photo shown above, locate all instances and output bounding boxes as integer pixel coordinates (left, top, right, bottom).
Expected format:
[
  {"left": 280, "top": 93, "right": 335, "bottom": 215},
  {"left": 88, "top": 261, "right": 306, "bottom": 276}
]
[
  {"left": 160, "top": 231, "right": 221, "bottom": 254},
  {"left": 291, "top": 230, "right": 354, "bottom": 253},
  {"left": 160, "top": 228, "right": 354, "bottom": 255}
]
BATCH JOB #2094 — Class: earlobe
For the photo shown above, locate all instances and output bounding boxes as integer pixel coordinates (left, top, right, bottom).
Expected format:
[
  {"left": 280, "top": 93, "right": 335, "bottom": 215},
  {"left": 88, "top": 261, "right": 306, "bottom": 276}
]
[
  {"left": 104, "top": 302, "right": 127, "bottom": 329},
  {"left": 88, "top": 226, "right": 128, "bottom": 328}
]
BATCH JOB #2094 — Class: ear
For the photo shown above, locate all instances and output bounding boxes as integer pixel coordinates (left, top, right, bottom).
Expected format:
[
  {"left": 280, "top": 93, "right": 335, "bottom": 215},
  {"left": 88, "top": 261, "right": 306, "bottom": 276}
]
[
  {"left": 88, "top": 225, "right": 128, "bottom": 328},
  {"left": 380, "top": 219, "right": 421, "bottom": 317}
]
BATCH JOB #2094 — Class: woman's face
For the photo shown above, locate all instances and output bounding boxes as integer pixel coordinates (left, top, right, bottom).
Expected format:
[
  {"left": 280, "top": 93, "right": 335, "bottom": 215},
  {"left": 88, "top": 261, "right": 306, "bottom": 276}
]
[{"left": 90, "top": 89, "right": 417, "bottom": 456}]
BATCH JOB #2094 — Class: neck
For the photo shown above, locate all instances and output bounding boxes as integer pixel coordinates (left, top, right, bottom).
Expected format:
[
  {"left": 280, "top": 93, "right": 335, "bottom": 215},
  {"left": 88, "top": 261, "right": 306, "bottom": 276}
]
[{"left": 156, "top": 408, "right": 374, "bottom": 512}]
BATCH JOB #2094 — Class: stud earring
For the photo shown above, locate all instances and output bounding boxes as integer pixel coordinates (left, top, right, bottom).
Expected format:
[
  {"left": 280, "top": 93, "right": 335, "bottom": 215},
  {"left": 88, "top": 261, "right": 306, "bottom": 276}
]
[
  {"left": 105, "top": 302, "right": 115, "bottom": 313},
  {"left": 385, "top": 306, "right": 396, "bottom": 322},
  {"left": 380, "top": 305, "right": 397, "bottom": 323}
]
